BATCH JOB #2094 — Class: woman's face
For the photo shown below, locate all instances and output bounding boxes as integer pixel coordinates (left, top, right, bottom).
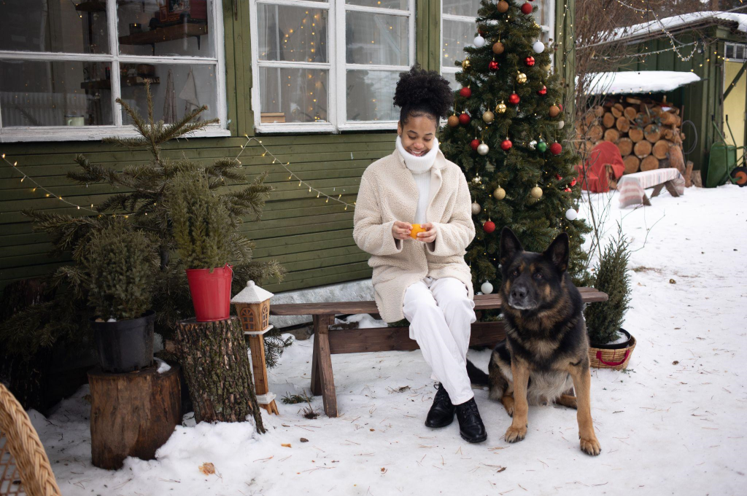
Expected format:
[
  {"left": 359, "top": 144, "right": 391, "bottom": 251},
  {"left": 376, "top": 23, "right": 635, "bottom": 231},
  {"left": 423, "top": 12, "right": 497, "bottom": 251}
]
[{"left": 397, "top": 115, "right": 437, "bottom": 157}]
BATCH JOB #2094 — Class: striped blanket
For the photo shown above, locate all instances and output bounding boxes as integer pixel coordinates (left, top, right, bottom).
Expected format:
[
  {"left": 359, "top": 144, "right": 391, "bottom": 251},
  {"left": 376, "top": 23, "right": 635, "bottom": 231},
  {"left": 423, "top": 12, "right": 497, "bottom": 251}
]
[{"left": 618, "top": 169, "right": 684, "bottom": 208}]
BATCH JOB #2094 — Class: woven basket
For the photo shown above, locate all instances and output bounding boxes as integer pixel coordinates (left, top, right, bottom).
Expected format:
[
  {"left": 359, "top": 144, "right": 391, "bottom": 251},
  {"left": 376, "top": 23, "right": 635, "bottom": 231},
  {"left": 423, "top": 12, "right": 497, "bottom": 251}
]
[
  {"left": 589, "top": 331, "right": 636, "bottom": 370},
  {"left": 0, "top": 384, "right": 61, "bottom": 496}
]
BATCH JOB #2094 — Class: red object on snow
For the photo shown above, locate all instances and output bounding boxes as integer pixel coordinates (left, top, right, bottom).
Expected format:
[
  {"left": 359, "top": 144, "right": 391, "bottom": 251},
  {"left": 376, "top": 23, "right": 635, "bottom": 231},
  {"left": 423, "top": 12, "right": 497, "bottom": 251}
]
[{"left": 575, "top": 141, "right": 624, "bottom": 193}]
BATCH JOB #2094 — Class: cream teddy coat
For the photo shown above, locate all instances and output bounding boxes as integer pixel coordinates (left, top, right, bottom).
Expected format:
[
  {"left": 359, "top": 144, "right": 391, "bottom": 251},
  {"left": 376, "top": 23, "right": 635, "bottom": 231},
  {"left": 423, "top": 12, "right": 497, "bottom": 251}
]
[{"left": 353, "top": 148, "right": 476, "bottom": 323}]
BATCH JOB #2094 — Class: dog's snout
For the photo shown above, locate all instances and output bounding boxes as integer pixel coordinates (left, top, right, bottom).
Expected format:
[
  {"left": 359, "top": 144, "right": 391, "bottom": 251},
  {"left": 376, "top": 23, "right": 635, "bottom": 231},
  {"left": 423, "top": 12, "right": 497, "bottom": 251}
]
[{"left": 511, "top": 286, "right": 528, "bottom": 300}]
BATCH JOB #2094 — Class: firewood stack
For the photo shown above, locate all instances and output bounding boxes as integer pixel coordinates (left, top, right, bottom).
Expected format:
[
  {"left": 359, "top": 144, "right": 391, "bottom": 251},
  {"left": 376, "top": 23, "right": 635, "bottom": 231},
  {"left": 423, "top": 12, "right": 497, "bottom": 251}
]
[{"left": 578, "top": 96, "right": 691, "bottom": 182}]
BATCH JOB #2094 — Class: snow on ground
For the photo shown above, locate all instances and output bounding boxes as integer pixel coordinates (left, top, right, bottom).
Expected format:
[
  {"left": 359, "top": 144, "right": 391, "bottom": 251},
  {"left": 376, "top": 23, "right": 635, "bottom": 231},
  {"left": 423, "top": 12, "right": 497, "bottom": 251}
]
[
  {"left": 31, "top": 185, "right": 747, "bottom": 496},
  {"left": 583, "top": 71, "right": 701, "bottom": 95}
]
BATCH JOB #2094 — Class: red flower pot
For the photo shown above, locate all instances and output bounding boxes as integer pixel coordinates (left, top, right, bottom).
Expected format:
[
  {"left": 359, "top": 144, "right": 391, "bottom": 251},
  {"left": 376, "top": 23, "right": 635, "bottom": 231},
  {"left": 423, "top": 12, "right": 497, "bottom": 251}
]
[{"left": 186, "top": 265, "right": 233, "bottom": 322}]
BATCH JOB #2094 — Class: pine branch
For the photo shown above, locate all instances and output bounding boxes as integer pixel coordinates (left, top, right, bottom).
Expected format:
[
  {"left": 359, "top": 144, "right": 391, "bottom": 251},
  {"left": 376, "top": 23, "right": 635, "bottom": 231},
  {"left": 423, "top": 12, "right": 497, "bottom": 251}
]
[{"left": 23, "top": 210, "right": 102, "bottom": 255}]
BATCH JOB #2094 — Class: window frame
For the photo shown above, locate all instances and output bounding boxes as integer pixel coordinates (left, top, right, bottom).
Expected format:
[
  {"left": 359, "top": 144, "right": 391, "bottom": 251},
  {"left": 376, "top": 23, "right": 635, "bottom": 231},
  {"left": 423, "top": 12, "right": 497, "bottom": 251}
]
[
  {"left": 724, "top": 42, "right": 747, "bottom": 62},
  {"left": 249, "top": 0, "right": 416, "bottom": 134},
  {"left": 0, "top": 0, "right": 229, "bottom": 143},
  {"left": 439, "top": 0, "right": 555, "bottom": 85}
]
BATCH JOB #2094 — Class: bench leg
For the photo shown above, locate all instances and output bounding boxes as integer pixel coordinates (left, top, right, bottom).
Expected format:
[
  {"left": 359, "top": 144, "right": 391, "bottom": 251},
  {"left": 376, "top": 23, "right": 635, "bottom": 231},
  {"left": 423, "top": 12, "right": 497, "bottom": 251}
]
[
  {"left": 312, "top": 314, "right": 338, "bottom": 417},
  {"left": 651, "top": 183, "right": 665, "bottom": 198},
  {"left": 642, "top": 193, "right": 652, "bottom": 206},
  {"left": 664, "top": 179, "right": 680, "bottom": 197},
  {"left": 310, "top": 326, "right": 322, "bottom": 396}
]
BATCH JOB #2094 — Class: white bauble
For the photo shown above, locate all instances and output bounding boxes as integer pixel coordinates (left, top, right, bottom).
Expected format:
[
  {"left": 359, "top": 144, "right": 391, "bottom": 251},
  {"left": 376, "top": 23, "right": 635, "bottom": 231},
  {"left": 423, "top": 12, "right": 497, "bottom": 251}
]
[
  {"left": 557, "top": 120, "right": 565, "bottom": 130},
  {"left": 471, "top": 202, "right": 481, "bottom": 215},
  {"left": 565, "top": 208, "right": 578, "bottom": 220},
  {"left": 493, "top": 187, "right": 506, "bottom": 200},
  {"left": 477, "top": 143, "right": 489, "bottom": 155},
  {"left": 481, "top": 281, "right": 494, "bottom": 294},
  {"left": 474, "top": 35, "right": 486, "bottom": 48},
  {"left": 533, "top": 41, "right": 545, "bottom": 54},
  {"left": 529, "top": 139, "right": 538, "bottom": 150}
]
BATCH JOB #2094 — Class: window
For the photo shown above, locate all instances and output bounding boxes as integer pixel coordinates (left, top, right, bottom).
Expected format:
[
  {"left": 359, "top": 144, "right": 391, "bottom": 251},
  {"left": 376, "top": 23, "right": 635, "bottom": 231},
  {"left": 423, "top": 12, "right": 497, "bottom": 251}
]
[
  {"left": 441, "top": 0, "right": 554, "bottom": 90},
  {"left": 0, "top": 0, "right": 228, "bottom": 142},
  {"left": 250, "top": 0, "right": 416, "bottom": 133},
  {"left": 725, "top": 43, "right": 747, "bottom": 62}
]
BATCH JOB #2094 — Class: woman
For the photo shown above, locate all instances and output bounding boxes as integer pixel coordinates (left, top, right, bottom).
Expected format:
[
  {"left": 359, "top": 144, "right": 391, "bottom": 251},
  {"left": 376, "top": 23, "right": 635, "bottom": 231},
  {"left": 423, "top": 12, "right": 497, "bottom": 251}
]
[{"left": 352, "top": 66, "right": 486, "bottom": 443}]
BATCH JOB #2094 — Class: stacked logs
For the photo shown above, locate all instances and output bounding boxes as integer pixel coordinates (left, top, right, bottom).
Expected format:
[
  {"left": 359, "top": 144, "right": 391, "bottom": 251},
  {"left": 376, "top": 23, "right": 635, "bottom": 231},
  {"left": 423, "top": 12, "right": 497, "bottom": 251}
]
[{"left": 578, "top": 96, "right": 688, "bottom": 177}]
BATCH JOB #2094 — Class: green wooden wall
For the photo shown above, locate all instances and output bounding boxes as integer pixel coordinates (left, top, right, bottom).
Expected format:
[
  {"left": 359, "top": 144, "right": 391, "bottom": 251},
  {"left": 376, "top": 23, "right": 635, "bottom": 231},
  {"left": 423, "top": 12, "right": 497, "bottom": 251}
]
[
  {"left": 0, "top": 0, "right": 576, "bottom": 293},
  {"left": 614, "top": 26, "right": 746, "bottom": 170}
]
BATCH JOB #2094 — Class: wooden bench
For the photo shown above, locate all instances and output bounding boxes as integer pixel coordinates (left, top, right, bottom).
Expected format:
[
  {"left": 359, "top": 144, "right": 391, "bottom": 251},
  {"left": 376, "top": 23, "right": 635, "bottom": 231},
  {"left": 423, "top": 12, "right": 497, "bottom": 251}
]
[{"left": 271, "top": 288, "right": 608, "bottom": 417}]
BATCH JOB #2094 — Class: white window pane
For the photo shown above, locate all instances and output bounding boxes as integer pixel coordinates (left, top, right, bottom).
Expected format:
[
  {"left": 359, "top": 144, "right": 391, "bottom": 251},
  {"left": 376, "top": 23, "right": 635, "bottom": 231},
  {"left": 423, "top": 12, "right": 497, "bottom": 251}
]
[
  {"left": 726, "top": 45, "right": 735, "bottom": 59},
  {"left": 0, "top": 60, "right": 113, "bottom": 126},
  {"left": 0, "top": 0, "right": 109, "bottom": 54},
  {"left": 442, "top": 0, "right": 481, "bottom": 17},
  {"left": 120, "top": 63, "right": 217, "bottom": 125},
  {"left": 117, "top": 0, "right": 216, "bottom": 57},
  {"left": 346, "top": 0, "right": 409, "bottom": 9},
  {"left": 441, "top": 71, "right": 460, "bottom": 91},
  {"left": 442, "top": 20, "right": 474, "bottom": 69},
  {"left": 347, "top": 70, "right": 399, "bottom": 121},
  {"left": 258, "top": 4, "right": 328, "bottom": 63},
  {"left": 532, "top": 3, "right": 552, "bottom": 40},
  {"left": 260, "top": 67, "right": 328, "bottom": 123},
  {"left": 346, "top": 11, "right": 408, "bottom": 65}
]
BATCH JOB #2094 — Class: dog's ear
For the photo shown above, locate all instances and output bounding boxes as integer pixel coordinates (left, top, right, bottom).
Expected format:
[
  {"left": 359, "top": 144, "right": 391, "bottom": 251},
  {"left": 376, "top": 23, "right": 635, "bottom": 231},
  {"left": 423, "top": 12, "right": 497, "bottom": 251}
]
[
  {"left": 499, "top": 227, "right": 523, "bottom": 266},
  {"left": 544, "top": 232, "right": 569, "bottom": 273}
]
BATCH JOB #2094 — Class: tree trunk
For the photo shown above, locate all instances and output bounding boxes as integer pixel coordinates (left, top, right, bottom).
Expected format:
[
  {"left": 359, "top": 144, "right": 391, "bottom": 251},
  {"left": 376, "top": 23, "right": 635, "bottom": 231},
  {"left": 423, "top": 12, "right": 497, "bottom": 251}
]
[
  {"left": 175, "top": 318, "right": 265, "bottom": 432},
  {"left": 89, "top": 364, "right": 181, "bottom": 470},
  {"left": 618, "top": 137, "right": 633, "bottom": 157},
  {"left": 640, "top": 155, "right": 659, "bottom": 171},
  {"left": 623, "top": 155, "right": 640, "bottom": 174}
]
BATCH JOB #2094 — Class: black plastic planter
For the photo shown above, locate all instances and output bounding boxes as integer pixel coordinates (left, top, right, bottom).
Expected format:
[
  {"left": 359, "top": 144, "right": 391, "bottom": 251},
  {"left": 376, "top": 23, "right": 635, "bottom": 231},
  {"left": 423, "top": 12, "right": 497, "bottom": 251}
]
[{"left": 91, "top": 310, "right": 156, "bottom": 373}]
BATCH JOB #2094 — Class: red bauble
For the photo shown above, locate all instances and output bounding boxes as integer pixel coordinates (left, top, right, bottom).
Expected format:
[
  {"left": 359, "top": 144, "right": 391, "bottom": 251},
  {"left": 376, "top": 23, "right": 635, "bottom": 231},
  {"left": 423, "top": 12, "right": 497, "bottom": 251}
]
[
  {"left": 521, "top": 2, "right": 533, "bottom": 14},
  {"left": 500, "top": 139, "right": 513, "bottom": 151},
  {"left": 470, "top": 139, "right": 481, "bottom": 151},
  {"left": 550, "top": 142, "right": 562, "bottom": 155},
  {"left": 537, "top": 85, "right": 547, "bottom": 95},
  {"left": 459, "top": 87, "right": 472, "bottom": 98},
  {"left": 570, "top": 178, "right": 577, "bottom": 187},
  {"left": 525, "top": 56, "right": 536, "bottom": 67},
  {"left": 489, "top": 60, "right": 499, "bottom": 71},
  {"left": 458, "top": 113, "right": 471, "bottom": 125},
  {"left": 508, "top": 93, "right": 520, "bottom": 105},
  {"left": 558, "top": 104, "right": 564, "bottom": 112},
  {"left": 483, "top": 220, "right": 496, "bottom": 233},
  {"left": 555, "top": 174, "right": 563, "bottom": 181},
  {"left": 564, "top": 187, "right": 572, "bottom": 192}
]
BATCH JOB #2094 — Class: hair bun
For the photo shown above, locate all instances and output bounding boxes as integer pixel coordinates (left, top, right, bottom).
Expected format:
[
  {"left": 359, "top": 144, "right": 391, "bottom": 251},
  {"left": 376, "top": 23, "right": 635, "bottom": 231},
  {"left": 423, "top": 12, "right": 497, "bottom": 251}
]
[{"left": 393, "top": 65, "right": 453, "bottom": 119}]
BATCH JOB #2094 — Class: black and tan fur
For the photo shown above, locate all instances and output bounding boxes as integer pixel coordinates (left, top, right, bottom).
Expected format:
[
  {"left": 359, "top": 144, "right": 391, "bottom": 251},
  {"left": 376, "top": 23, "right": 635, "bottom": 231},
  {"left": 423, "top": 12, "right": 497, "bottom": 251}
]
[{"left": 488, "top": 227, "right": 600, "bottom": 456}]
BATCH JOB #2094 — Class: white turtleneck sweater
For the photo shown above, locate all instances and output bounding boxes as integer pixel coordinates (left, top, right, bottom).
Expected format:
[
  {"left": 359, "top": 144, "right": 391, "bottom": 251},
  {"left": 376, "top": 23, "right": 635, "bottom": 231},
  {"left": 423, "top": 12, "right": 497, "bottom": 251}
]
[{"left": 396, "top": 135, "right": 439, "bottom": 225}]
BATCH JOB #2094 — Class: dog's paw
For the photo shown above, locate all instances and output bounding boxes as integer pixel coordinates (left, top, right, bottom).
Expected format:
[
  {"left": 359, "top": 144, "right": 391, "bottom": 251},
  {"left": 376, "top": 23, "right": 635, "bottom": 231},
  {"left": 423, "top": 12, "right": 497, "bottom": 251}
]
[
  {"left": 580, "top": 436, "right": 601, "bottom": 456},
  {"left": 504, "top": 425, "right": 527, "bottom": 443}
]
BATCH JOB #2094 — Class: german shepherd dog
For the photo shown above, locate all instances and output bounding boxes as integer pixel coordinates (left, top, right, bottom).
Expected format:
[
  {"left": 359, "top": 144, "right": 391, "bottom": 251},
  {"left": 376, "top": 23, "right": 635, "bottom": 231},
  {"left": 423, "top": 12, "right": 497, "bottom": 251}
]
[{"left": 487, "top": 228, "right": 600, "bottom": 456}]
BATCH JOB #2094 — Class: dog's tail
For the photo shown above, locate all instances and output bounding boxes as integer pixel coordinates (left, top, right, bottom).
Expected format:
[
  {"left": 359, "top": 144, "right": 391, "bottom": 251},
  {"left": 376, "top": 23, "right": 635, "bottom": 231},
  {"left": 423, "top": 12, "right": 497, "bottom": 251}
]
[{"left": 466, "top": 359, "right": 489, "bottom": 386}]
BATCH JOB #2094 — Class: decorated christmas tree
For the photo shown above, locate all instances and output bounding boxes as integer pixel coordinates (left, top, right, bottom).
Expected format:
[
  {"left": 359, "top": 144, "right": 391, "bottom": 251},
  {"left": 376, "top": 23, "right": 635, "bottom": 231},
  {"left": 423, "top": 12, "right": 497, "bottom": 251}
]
[{"left": 439, "top": 0, "right": 591, "bottom": 295}]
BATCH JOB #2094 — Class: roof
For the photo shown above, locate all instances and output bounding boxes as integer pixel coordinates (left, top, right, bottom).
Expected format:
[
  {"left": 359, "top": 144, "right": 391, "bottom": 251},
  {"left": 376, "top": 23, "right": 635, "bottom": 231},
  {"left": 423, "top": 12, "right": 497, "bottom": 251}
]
[
  {"left": 583, "top": 70, "right": 701, "bottom": 95},
  {"left": 609, "top": 11, "right": 747, "bottom": 43}
]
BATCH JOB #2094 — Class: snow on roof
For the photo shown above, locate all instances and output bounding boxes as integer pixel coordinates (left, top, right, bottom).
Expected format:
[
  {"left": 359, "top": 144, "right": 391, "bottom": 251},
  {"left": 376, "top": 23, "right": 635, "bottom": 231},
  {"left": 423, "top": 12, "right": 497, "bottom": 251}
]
[
  {"left": 584, "top": 71, "right": 701, "bottom": 95},
  {"left": 611, "top": 11, "right": 747, "bottom": 42}
]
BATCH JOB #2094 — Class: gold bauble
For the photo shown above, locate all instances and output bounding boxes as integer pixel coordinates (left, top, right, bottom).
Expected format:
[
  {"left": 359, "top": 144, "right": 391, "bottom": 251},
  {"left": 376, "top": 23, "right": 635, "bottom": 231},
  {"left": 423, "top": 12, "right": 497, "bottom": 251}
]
[
  {"left": 497, "top": 0, "right": 509, "bottom": 13},
  {"left": 492, "top": 41, "right": 505, "bottom": 54},
  {"left": 462, "top": 59, "right": 471, "bottom": 70},
  {"left": 493, "top": 187, "right": 506, "bottom": 200},
  {"left": 447, "top": 115, "right": 460, "bottom": 127},
  {"left": 549, "top": 105, "right": 561, "bottom": 118},
  {"left": 531, "top": 185, "right": 543, "bottom": 199},
  {"left": 482, "top": 110, "right": 495, "bottom": 124},
  {"left": 495, "top": 101, "right": 507, "bottom": 114},
  {"left": 516, "top": 72, "right": 527, "bottom": 84}
]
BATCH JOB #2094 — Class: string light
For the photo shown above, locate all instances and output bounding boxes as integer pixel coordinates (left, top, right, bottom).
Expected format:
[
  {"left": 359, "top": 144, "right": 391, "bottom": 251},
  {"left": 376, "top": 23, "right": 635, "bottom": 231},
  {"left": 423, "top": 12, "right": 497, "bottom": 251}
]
[
  {"left": 239, "top": 135, "right": 355, "bottom": 211},
  {"left": 1, "top": 154, "right": 99, "bottom": 214}
]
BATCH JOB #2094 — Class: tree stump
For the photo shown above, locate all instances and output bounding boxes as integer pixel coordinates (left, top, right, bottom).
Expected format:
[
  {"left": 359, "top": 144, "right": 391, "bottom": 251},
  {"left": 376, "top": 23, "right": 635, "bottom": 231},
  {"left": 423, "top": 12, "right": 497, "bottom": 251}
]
[
  {"left": 88, "top": 364, "right": 181, "bottom": 470},
  {"left": 175, "top": 318, "right": 265, "bottom": 432}
]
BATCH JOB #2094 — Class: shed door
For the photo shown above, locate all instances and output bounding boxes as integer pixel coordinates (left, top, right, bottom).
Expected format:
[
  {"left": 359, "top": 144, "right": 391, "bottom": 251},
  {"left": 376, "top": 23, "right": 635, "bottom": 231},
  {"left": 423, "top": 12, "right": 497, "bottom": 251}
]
[{"left": 723, "top": 59, "right": 747, "bottom": 163}]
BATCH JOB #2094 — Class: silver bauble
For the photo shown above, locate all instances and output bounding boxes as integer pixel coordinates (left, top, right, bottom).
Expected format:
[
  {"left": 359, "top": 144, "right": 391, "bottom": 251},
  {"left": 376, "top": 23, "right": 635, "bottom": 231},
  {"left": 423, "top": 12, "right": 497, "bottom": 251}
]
[
  {"left": 477, "top": 143, "right": 489, "bottom": 155},
  {"left": 481, "top": 281, "right": 494, "bottom": 294},
  {"left": 529, "top": 139, "right": 538, "bottom": 150},
  {"left": 471, "top": 202, "right": 481, "bottom": 215}
]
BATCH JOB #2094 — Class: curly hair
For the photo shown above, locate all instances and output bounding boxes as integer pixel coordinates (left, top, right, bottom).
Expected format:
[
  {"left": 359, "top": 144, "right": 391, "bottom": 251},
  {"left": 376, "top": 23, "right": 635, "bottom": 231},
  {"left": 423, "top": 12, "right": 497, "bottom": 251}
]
[{"left": 393, "top": 65, "right": 453, "bottom": 125}]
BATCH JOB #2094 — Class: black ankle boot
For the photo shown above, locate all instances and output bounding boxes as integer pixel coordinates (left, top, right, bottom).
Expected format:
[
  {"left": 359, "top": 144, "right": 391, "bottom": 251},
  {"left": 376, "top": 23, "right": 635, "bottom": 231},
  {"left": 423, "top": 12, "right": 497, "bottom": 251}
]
[
  {"left": 455, "top": 398, "right": 487, "bottom": 443},
  {"left": 425, "top": 383, "right": 455, "bottom": 428}
]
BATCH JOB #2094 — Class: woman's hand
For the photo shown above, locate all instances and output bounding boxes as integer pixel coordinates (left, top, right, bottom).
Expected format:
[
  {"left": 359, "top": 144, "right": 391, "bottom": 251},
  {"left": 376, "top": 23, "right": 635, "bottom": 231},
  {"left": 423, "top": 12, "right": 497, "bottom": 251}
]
[
  {"left": 392, "top": 220, "right": 413, "bottom": 240},
  {"left": 416, "top": 223, "right": 437, "bottom": 243}
]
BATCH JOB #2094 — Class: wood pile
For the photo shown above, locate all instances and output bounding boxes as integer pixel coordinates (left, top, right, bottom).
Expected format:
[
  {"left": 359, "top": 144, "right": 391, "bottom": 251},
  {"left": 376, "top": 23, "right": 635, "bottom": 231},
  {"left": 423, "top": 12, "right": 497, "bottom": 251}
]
[{"left": 578, "top": 96, "right": 687, "bottom": 176}]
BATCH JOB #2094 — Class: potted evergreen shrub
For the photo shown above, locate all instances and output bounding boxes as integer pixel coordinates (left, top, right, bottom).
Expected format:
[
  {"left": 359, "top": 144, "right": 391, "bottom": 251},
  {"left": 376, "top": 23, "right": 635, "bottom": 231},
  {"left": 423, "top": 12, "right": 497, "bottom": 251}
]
[
  {"left": 82, "top": 221, "right": 159, "bottom": 372},
  {"left": 584, "top": 228, "right": 636, "bottom": 370},
  {"left": 167, "top": 172, "right": 234, "bottom": 322}
]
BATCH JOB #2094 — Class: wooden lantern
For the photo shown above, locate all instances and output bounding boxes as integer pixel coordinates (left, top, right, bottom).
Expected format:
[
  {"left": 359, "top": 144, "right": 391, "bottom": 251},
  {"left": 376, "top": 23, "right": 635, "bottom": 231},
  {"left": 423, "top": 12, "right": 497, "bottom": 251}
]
[{"left": 231, "top": 281, "right": 279, "bottom": 415}]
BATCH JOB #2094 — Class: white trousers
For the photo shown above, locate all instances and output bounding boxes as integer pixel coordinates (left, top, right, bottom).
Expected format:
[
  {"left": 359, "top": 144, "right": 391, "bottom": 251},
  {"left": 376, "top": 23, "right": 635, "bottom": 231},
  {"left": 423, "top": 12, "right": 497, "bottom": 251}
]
[{"left": 403, "top": 276, "right": 477, "bottom": 405}]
